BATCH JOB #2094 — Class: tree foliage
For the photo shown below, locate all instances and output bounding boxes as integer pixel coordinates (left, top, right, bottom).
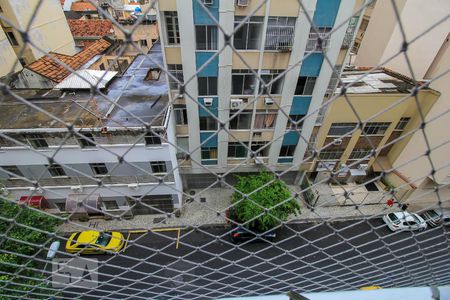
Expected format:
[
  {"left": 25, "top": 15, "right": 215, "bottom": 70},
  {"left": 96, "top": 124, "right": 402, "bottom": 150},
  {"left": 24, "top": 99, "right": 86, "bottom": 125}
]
[
  {"left": 231, "top": 172, "right": 301, "bottom": 232},
  {"left": 0, "top": 197, "right": 62, "bottom": 299}
]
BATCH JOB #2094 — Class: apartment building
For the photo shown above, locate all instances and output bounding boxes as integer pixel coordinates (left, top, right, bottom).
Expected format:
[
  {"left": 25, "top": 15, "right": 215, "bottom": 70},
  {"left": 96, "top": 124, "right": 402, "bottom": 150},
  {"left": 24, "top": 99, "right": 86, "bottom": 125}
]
[
  {"left": 157, "top": 0, "right": 360, "bottom": 188},
  {"left": 351, "top": 0, "right": 450, "bottom": 208},
  {"left": 0, "top": 47, "right": 183, "bottom": 219},
  {"left": 0, "top": 0, "right": 76, "bottom": 77}
]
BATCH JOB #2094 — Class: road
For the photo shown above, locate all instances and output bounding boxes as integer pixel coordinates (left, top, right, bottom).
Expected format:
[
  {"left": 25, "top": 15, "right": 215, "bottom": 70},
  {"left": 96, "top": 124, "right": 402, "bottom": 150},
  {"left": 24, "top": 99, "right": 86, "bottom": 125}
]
[{"left": 55, "top": 218, "right": 450, "bottom": 300}]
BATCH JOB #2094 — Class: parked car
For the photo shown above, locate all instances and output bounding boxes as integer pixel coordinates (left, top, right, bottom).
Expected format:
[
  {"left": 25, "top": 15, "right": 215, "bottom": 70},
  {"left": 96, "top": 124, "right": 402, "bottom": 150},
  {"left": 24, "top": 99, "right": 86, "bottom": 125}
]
[
  {"left": 442, "top": 211, "right": 450, "bottom": 226},
  {"left": 229, "top": 226, "right": 276, "bottom": 243},
  {"left": 382, "top": 212, "right": 427, "bottom": 232},
  {"left": 66, "top": 230, "right": 125, "bottom": 254},
  {"left": 420, "top": 209, "right": 443, "bottom": 227}
]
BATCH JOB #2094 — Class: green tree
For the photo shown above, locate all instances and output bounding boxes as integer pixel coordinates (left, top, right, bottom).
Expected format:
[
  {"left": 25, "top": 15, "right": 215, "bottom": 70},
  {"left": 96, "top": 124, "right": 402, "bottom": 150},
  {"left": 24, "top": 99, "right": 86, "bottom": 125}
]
[
  {"left": 231, "top": 172, "right": 300, "bottom": 232},
  {"left": 0, "top": 197, "right": 62, "bottom": 299}
]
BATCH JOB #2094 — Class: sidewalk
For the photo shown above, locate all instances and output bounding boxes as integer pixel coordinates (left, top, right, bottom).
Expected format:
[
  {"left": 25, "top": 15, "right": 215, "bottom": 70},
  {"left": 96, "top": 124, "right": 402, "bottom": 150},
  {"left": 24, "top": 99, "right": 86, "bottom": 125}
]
[{"left": 58, "top": 187, "right": 399, "bottom": 233}]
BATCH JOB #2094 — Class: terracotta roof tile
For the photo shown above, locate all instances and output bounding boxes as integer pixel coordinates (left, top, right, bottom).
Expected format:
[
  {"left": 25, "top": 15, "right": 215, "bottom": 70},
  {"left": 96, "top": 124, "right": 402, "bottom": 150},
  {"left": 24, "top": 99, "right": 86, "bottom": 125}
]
[
  {"left": 26, "top": 38, "right": 111, "bottom": 83},
  {"left": 68, "top": 19, "right": 114, "bottom": 38},
  {"left": 71, "top": 1, "right": 97, "bottom": 12}
]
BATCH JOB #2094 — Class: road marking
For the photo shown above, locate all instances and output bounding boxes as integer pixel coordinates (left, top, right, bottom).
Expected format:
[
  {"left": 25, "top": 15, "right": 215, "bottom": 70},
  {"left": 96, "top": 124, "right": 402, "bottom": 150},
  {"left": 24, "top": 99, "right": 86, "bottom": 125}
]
[
  {"left": 152, "top": 228, "right": 181, "bottom": 232},
  {"left": 122, "top": 232, "right": 131, "bottom": 253},
  {"left": 127, "top": 230, "right": 148, "bottom": 234},
  {"left": 176, "top": 228, "right": 181, "bottom": 249}
]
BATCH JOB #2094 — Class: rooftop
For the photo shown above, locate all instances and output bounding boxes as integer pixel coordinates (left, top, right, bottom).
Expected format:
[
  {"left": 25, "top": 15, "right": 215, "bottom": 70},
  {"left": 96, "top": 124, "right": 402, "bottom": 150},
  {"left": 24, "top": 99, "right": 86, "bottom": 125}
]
[
  {"left": 26, "top": 38, "right": 112, "bottom": 83},
  {"left": 71, "top": 1, "right": 98, "bottom": 12},
  {"left": 68, "top": 19, "right": 115, "bottom": 38},
  {"left": 336, "top": 68, "right": 426, "bottom": 94},
  {"left": 0, "top": 44, "right": 168, "bottom": 130}
]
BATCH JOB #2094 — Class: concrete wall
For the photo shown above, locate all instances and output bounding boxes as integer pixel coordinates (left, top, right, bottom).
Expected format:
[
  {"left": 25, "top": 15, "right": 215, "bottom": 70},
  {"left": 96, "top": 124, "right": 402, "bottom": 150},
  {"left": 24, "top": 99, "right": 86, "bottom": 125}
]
[{"left": 0, "top": 27, "right": 22, "bottom": 78}]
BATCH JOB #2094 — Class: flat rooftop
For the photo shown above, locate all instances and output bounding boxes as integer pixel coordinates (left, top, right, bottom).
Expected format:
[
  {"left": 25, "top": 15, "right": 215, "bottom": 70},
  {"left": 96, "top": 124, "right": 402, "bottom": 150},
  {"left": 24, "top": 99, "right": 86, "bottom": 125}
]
[
  {"left": 0, "top": 45, "right": 168, "bottom": 130},
  {"left": 336, "top": 68, "right": 425, "bottom": 94}
]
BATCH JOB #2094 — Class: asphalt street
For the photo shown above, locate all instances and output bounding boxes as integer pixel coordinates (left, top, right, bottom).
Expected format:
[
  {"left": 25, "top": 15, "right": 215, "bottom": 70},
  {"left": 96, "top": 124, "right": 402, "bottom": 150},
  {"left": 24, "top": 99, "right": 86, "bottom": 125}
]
[{"left": 54, "top": 218, "right": 450, "bottom": 300}]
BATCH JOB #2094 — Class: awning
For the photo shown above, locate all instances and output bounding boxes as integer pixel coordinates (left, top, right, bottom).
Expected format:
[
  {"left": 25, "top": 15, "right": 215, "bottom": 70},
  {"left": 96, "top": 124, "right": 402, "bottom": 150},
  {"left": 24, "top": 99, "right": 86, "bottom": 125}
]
[
  {"left": 19, "top": 196, "right": 48, "bottom": 209},
  {"left": 65, "top": 194, "right": 101, "bottom": 214},
  {"left": 372, "top": 156, "right": 393, "bottom": 172},
  {"left": 350, "top": 169, "right": 366, "bottom": 176}
]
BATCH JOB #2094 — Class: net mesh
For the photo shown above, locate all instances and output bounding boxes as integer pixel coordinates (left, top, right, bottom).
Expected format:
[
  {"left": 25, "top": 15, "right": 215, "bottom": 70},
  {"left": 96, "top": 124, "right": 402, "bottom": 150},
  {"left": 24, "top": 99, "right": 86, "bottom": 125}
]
[{"left": 0, "top": 0, "right": 449, "bottom": 299}]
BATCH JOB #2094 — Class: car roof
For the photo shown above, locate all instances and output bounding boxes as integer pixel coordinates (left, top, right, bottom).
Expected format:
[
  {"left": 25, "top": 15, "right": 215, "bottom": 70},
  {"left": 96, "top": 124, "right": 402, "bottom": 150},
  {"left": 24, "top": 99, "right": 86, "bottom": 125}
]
[
  {"left": 76, "top": 230, "right": 100, "bottom": 244},
  {"left": 391, "top": 212, "right": 417, "bottom": 222}
]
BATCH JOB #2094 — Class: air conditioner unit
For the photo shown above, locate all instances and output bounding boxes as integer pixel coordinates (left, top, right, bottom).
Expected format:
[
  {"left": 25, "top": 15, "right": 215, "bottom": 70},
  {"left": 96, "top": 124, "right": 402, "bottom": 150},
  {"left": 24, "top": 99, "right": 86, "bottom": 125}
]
[
  {"left": 230, "top": 99, "right": 244, "bottom": 109},
  {"left": 203, "top": 0, "right": 213, "bottom": 5},
  {"left": 358, "top": 164, "right": 369, "bottom": 171},
  {"left": 253, "top": 132, "right": 262, "bottom": 138},
  {"left": 204, "top": 97, "right": 213, "bottom": 107},
  {"left": 264, "top": 97, "right": 274, "bottom": 106},
  {"left": 127, "top": 183, "right": 139, "bottom": 190},
  {"left": 70, "top": 186, "right": 83, "bottom": 193},
  {"left": 333, "top": 138, "right": 342, "bottom": 145},
  {"left": 237, "top": 0, "right": 249, "bottom": 7}
]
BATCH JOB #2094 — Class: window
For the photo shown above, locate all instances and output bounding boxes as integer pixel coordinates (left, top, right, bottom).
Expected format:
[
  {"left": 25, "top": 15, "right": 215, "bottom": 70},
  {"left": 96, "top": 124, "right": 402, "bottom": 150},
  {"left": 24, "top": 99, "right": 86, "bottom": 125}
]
[
  {"left": 318, "top": 150, "right": 344, "bottom": 160},
  {"left": 286, "top": 115, "right": 304, "bottom": 129},
  {"left": 167, "top": 64, "right": 183, "bottom": 89},
  {"left": 103, "top": 200, "right": 119, "bottom": 210},
  {"left": 198, "top": 77, "right": 218, "bottom": 96},
  {"left": 150, "top": 161, "right": 167, "bottom": 173},
  {"left": 279, "top": 145, "right": 296, "bottom": 157},
  {"left": 5, "top": 31, "right": 19, "bottom": 46},
  {"left": 395, "top": 117, "right": 410, "bottom": 130},
  {"left": 228, "top": 142, "right": 248, "bottom": 158},
  {"left": 349, "top": 148, "right": 372, "bottom": 160},
  {"left": 254, "top": 111, "right": 277, "bottom": 129},
  {"left": 176, "top": 137, "right": 189, "bottom": 159},
  {"left": 201, "top": 147, "right": 217, "bottom": 160},
  {"left": 144, "top": 132, "right": 161, "bottom": 145},
  {"left": 140, "top": 39, "right": 148, "bottom": 47},
  {"left": 54, "top": 202, "right": 66, "bottom": 211},
  {"left": 77, "top": 132, "right": 96, "bottom": 148},
  {"left": 328, "top": 123, "right": 357, "bottom": 136},
  {"left": 234, "top": 16, "right": 264, "bottom": 50},
  {"left": 251, "top": 142, "right": 269, "bottom": 157},
  {"left": 199, "top": 116, "right": 218, "bottom": 131},
  {"left": 306, "top": 27, "right": 331, "bottom": 52},
  {"left": 1, "top": 166, "right": 23, "bottom": 178},
  {"left": 229, "top": 111, "right": 252, "bottom": 129},
  {"left": 174, "top": 105, "right": 188, "bottom": 125},
  {"left": 26, "top": 134, "right": 48, "bottom": 149},
  {"left": 195, "top": 26, "right": 218, "bottom": 50},
  {"left": 47, "top": 164, "right": 66, "bottom": 177},
  {"left": 363, "top": 122, "right": 390, "bottom": 135},
  {"left": 99, "top": 63, "right": 105, "bottom": 70},
  {"left": 265, "top": 17, "right": 296, "bottom": 51},
  {"left": 19, "top": 57, "right": 27, "bottom": 66},
  {"left": 90, "top": 163, "right": 108, "bottom": 176},
  {"left": 232, "top": 69, "right": 256, "bottom": 95},
  {"left": 165, "top": 11, "right": 180, "bottom": 44},
  {"left": 295, "top": 76, "right": 317, "bottom": 95},
  {"left": 260, "top": 70, "right": 284, "bottom": 94}
]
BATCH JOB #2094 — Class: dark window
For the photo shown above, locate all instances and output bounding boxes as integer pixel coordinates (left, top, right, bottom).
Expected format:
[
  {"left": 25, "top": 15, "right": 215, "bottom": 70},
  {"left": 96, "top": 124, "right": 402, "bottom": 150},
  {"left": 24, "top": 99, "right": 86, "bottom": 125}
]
[
  {"left": 279, "top": 145, "right": 296, "bottom": 157},
  {"left": 395, "top": 117, "right": 410, "bottom": 130},
  {"left": 349, "top": 148, "right": 372, "bottom": 160},
  {"left": 254, "top": 111, "right": 277, "bottom": 129},
  {"left": 318, "top": 150, "right": 344, "bottom": 160},
  {"left": 1, "top": 165, "right": 23, "bottom": 178},
  {"left": 229, "top": 111, "right": 252, "bottom": 129},
  {"left": 295, "top": 76, "right": 317, "bottom": 95},
  {"left": 103, "top": 200, "right": 119, "bottom": 210},
  {"left": 26, "top": 133, "right": 48, "bottom": 149},
  {"left": 195, "top": 25, "right": 218, "bottom": 50},
  {"left": 328, "top": 123, "right": 357, "bottom": 136},
  {"left": 234, "top": 16, "right": 263, "bottom": 50},
  {"left": 251, "top": 142, "right": 269, "bottom": 157},
  {"left": 167, "top": 64, "right": 184, "bottom": 89},
  {"left": 232, "top": 69, "right": 256, "bottom": 95},
  {"left": 165, "top": 11, "right": 180, "bottom": 44},
  {"left": 198, "top": 77, "right": 218, "bottom": 96},
  {"left": 174, "top": 105, "right": 188, "bottom": 125},
  {"left": 145, "top": 132, "right": 162, "bottom": 145},
  {"left": 150, "top": 161, "right": 167, "bottom": 173},
  {"left": 47, "top": 164, "right": 66, "bottom": 177},
  {"left": 199, "top": 116, "right": 218, "bottom": 131},
  {"left": 77, "top": 132, "right": 96, "bottom": 148},
  {"left": 306, "top": 27, "right": 332, "bottom": 52},
  {"left": 140, "top": 39, "right": 148, "bottom": 47},
  {"left": 90, "top": 163, "right": 108, "bottom": 176},
  {"left": 228, "top": 142, "right": 248, "bottom": 158},
  {"left": 363, "top": 122, "right": 390, "bottom": 135},
  {"left": 201, "top": 148, "right": 217, "bottom": 160},
  {"left": 265, "top": 17, "right": 296, "bottom": 51},
  {"left": 260, "top": 70, "right": 284, "bottom": 94},
  {"left": 19, "top": 57, "right": 27, "bottom": 66},
  {"left": 5, "top": 31, "right": 19, "bottom": 46},
  {"left": 286, "top": 115, "right": 304, "bottom": 129},
  {"left": 99, "top": 63, "right": 105, "bottom": 70}
]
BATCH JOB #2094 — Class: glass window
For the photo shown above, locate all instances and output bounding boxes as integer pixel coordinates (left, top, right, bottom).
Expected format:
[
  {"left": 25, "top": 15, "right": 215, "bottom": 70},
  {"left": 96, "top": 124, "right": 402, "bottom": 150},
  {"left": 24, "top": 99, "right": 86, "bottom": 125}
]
[
  {"left": 363, "top": 122, "right": 391, "bottom": 135},
  {"left": 395, "top": 117, "right": 410, "bottom": 130},
  {"left": 47, "top": 164, "right": 66, "bottom": 177},
  {"left": 295, "top": 76, "right": 317, "bottom": 95},
  {"left": 306, "top": 27, "right": 332, "bottom": 52},
  {"left": 103, "top": 200, "right": 119, "bottom": 210},
  {"left": 150, "top": 161, "right": 167, "bottom": 173},
  {"left": 279, "top": 145, "right": 296, "bottom": 157},
  {"left": 286, "top": 115, "right": 304, "bottom": 129},
  {"left": 1, "top": 166, "right": 23, "bottom": 178},
  {"left": 201, "top": 147, "right": 218, "bottom": 160},
  {"left": 199, "top": 116, "right": 218, "bottom": 131},
  {"left": 265, "top": 17, "right": 296, "bottom": 50},
  {"left": 198, "top": 77, "right": 218, "bottom": 96},
  {"left": 77, "top": 132, "right": 96, "bottom": 148},
  {"left": 234, "top": 16, "right": 264, "bottom": 50},
  {"left": 26, "top": 133, "right": 48, "bottom": 149},
  {"left": 196, "top": 26, "right": 218, "bottom": 50},
  {"left": 140, "top": 39, "right": 148, "bottom": 47},
  {"left": 165, "top": 11, "right": 180, "bottom": 44},
  {"left": 260, "top": 70, "right": 284, "bottom": 94},
  {"left": 318, "top": 150, "right": 344, "bottom": 160},
  {"left": 176, "top": 137, "right": 189, "bottom": 159},
  {"left": 5, "top": 31, "right": 19, "bottom": 46},
  {"left": 349, "top": 148, "right": 372, "bottom": 160},
  {"left": 232, "top": 69, "right": 257, "bottom": 95},
  {"left": 254, "top": 111, "right": 277, "bottom": 129},
  {"left": 229, "top": 111, "right": 252, "bottom": 129},
  {"left": 174, "top": 105, "right": 188, "bottom": 125},
  {"left": 251, "top": 141, "right": 269, "bottom": 157},
  {"left": 328, "top": 123, "right": 357, "bottom": 136},
  {"left": 144, "top": 132, "right": 161, "bottom": 146},
  {"left": 90, "top": 163, "right": 108, "bottom": 176},
  {"left": 228, "top": 142, "right": 248, "bottom": 158},
  {"left": 167, "top": 64, "right": 184, "bottom": 90}
]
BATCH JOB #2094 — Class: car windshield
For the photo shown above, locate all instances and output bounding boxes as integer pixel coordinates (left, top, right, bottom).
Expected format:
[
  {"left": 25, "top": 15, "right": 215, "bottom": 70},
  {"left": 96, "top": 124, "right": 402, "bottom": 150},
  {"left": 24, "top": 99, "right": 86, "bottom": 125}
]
[
  {"left": 71, "top": 232, "right": 81, "bottom": 246},
  {"left": 96, "top": 232, "right": 112, "bottom": 247},
  {"left": 411, "top": 215, "right": 421, "bottom": 224},
  {"left": 388, "top": 213, "right": 399, "bottom": 222},
  {"left": 427, "top": 210, "right": 439, "bottom": 218}
]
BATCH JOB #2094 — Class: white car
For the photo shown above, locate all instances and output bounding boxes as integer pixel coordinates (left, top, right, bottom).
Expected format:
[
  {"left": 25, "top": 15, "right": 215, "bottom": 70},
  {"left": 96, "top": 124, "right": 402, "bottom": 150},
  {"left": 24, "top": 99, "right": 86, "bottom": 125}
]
[{"left": 382, "top": 212, "right": 427, "bottom": 232}]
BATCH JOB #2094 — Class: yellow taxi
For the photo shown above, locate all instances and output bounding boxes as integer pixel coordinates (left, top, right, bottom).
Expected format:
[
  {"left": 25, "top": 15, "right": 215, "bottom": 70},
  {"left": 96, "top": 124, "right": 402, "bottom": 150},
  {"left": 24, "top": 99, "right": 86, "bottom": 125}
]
[{"left": 65, "top": 230, "right": 125, "bottom": 254}]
